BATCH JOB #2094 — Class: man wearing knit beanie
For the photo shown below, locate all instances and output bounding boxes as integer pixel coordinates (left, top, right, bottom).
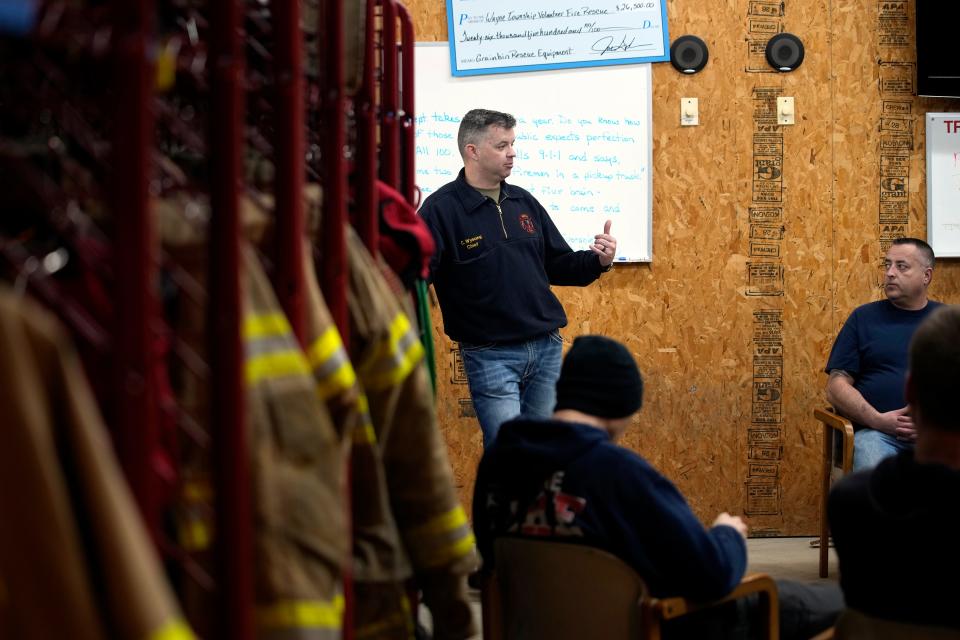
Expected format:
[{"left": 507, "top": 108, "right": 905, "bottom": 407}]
[
  {"left": 473, "top": 335, "right": 841, "bottom": 640},
  {"left": 552, "top": 335, "right": 644, "bottom": 435}
]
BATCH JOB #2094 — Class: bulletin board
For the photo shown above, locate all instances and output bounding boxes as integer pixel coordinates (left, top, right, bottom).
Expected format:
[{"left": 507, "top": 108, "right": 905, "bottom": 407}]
[
  {"left": 414, "top": 42, "right": 653, "bottom": 262},
  {"left": 926, "top": 113, "right": 960, "bottom": 257}
]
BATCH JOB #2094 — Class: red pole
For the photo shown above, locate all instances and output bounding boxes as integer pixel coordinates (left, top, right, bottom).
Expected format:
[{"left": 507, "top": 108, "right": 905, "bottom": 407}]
[
  {"left": 208, "top": 0, "right": 253, "bottom": 638},
  {"left": 397, "top": 2, "right": 416, "bottom": 206},
  {"left": 318, "top": 0, "right": 349, "bottom": 337},
  {"left": 379, "top": 0, "right": 400, "bottom": 190},
  {"left": 110, "top": 0, "right": 160, "bottom": 535},
  {"left": 272, "top": 0, "right": 307, "bottom": 344},
  {"left": 317, "top": 6, "right": 354, "bottom": 637},
  {"left": 354, "top": 0, "right": 379, "bottom": 254}
]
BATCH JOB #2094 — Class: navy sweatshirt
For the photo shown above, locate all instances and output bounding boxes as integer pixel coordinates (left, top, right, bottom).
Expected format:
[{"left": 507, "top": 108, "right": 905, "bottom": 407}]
[
  {"left": 419, "top": 170, "right": 605, "bottom": 344},
  {"left": 473, "top": 418, "right": 747, "bottom": 601}
]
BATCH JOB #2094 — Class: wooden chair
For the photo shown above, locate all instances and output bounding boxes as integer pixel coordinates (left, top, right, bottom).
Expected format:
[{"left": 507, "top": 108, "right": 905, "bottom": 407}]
[
  {"left": 482, "top": 537, "right": 779, "bottom": 640},
  {"left": 814, "top": 407, "right": 855, "bottom": 578},
  {"left": 811, "top": 608, "right": 960, "bottom": 639}
]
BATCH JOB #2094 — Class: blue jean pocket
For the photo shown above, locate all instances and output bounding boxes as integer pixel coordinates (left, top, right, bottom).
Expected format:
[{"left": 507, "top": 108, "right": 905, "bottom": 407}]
[{"left": 459, "top": 341, "right": 496, "bottom": 352}]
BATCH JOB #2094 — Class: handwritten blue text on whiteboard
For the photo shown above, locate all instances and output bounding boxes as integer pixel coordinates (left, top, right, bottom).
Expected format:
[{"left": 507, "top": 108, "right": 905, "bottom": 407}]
[
  {"left": 415, "top": 43, "right": 652, "bottom": 262},
  {"left": 446, "top": 0, "right": 669, "bottom": 76}
]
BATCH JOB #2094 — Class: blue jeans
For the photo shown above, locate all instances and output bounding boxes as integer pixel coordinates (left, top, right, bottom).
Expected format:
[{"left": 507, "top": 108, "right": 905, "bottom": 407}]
[
  {"left": 853, "top": 428, "right": 913, "bottom": 472},
  {"left": 459, "top": 330, "right": 563, "bottom": 448}
]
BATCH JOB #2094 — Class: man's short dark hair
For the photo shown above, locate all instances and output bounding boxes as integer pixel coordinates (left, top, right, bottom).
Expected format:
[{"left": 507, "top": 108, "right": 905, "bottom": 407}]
[
  {"left": 457, "top": 109, "right": 517, "bottom": 158},
  {"left": 909, "top": 305, "right": 960, "bottom": 431},
  {"left": 891, "top": 237, "right": 935, "bottom": 268}
]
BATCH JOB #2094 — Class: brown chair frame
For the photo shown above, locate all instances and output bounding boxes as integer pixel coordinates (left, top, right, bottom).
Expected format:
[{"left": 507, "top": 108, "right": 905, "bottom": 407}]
[
  {"left": 814, "top": 407, "right": 855, "bottom": 578},
  {"left": 482, "top": 537, "right": 779, "bottom": 640}
]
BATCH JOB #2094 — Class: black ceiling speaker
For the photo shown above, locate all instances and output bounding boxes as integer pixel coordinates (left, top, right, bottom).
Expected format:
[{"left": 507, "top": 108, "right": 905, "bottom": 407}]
[
  {"left": 765, "top": 33, "right": 805, "bottom": 72},
  {"left": 670, "top": 35, "right": 709, "bottom": 74}
]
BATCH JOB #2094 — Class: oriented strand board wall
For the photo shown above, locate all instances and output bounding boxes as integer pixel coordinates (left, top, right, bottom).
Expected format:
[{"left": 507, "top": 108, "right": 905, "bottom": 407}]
[{"left": 411, "top": 0, "right": 960, "bottom": 535}]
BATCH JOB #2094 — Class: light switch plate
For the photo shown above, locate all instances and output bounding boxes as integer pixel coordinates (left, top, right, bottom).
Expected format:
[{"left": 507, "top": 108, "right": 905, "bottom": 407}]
[
  {"left": 777, "top": 96, "right": 795, "bottom": 125},
  {"left": 681, "top": 97, "right": 699, "bottom": 126}
]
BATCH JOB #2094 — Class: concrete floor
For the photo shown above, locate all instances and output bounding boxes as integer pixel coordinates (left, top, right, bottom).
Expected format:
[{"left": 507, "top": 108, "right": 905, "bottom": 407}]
[
  {"left": 426, "top": 537, "right": 839, "bottom": 639},
  {"left": 746, "top": 536, "right": 838, "bottom": 583}
]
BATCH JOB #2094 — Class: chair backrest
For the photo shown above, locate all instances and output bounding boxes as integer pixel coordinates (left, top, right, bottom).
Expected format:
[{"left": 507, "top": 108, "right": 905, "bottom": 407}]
[
  {"left": 815, "top": 406, "right": 855, "bottom": 578},
  {"left": 834, "top": 608, "right": 960, "bottom": 640},
  {"left": 489, "top": 537, "right": 648, "bottom": 640}
]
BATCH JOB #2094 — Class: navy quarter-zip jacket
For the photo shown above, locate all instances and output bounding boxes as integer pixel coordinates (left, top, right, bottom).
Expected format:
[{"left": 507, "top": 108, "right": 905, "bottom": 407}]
[{"left": 419, "top": 169, "right": 605, "bottom": 344}]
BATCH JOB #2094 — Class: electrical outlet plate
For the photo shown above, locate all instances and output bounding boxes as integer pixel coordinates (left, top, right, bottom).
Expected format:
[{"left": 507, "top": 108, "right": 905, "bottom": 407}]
[
  {"left": 681, "top": 97, "right": 699, "bottom": 126},
  {"left": 777, "top": 96, "right": 795, "bottom": 125}
]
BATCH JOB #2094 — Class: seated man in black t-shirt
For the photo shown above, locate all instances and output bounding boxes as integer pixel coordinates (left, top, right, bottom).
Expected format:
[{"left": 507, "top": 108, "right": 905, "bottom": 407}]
[
  {"left": 824, "top": 237, "right": 941, "bottom": 470},
  {"left": 828, "top": 304, "right": 960, "bottom": 629}
]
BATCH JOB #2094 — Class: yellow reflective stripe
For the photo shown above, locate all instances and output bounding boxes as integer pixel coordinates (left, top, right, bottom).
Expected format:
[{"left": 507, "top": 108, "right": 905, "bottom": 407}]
[
  {"left": 307, "top": 326, "right": 342, "bottom": 365},
  {"left": 178, "top": 520, "right": 211, "bottom": 551},
  {"left": 360, "top": 313, "right": 424, "bottom": 391},
  {"left": 405, "top": 506, "right": 475, "bottom": 569},
  {"left": 243, "top": 311, "right": 311, "bottom": 384},
  {"left": 351, "top": 393, "right": 377, "bottom": 444},
  {"left": 406, "top": 506, "right": 467, "bottom": 539},
  {"left": 243, "top": 312, "right": 291, "bottom": 339},
  {"left": 416, "top": 530, "right": 477, "bottom": 569},
  {"left": 371, "top": 337, "right": 423, "bottom": 389},
  {"left": 367, "top": 313, "right": 416, "bottom": 369},
  {"left": 147, "top": 618, "right": 197, "bottom": 640},
  {"left": 246, "top": 350, "right": 311, "bottom": 385},
  {"left": 314, "top": 362, "right": 357, "bottom": 400},
  {"left": 308, "top": 327, "right": 358, "bottom": 399},
  {"left": 257, "top": 596, "right": 345, "bottom": 630},
  {"left": 356, "top": 392, "right": 370, "bottom": 415},
  {"left": 155, "top": 40, "right": 178, "bottom": 92}
]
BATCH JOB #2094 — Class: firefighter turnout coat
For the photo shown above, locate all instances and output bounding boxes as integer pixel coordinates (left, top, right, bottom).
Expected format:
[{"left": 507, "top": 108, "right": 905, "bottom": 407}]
[
  {"left": 242, "top": 244, "right": 349, "bottom": 640},
  {"left": 345, "top": 228, "right": 478, "bottom": 640},
  {"left": 0, "top": 287, "right": 195, "bottom": 640}
]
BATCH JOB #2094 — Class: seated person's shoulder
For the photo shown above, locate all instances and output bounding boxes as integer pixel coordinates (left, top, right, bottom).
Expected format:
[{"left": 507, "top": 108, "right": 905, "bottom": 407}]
[{"left": 597, "top": 444, "right": 678, "bottom": 492}]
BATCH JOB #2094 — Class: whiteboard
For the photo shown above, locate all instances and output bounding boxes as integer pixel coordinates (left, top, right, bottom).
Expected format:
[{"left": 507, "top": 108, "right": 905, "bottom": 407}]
[
  {"left": 414, "top": 42, "right": 652, "bottom": 262},
  {"left": 926, "top": 113, "right": 960, "bottom": 258},
  {"left": 445, "top": 0, "right": 670, "bottom": 76}
]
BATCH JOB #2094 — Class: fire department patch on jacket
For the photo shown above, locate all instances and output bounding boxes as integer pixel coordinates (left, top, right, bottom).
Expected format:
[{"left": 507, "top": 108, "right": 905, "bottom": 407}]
[{"left": 518, "top": 213, "right": 536, "bottom": 234}]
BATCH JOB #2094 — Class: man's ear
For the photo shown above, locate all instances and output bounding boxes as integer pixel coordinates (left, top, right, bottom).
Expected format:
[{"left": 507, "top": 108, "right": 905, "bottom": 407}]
[{"left": 464, "top": 143, "right": 478, "bottom": 160}]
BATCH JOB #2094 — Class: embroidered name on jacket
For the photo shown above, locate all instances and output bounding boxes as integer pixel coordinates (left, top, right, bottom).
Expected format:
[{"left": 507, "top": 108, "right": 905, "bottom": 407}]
[
  {"left": 460, "top": 235, "right": 483, "bottom": 250},
  {"left": 518, "top": 213, "right": 536, "bottom": 234}
]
